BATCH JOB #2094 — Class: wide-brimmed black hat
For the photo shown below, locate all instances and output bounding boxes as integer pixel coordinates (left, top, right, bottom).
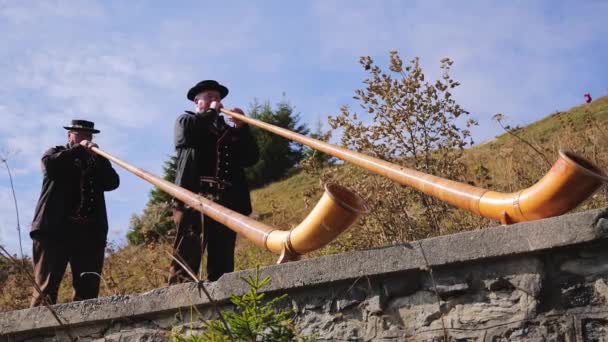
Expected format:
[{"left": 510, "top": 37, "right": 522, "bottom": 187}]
[
  {"left": 63, "top": 120, "right": 100, "bottom": 134},
  {"left": 187, "top": 80, "right": 229, "bottom": 101}
]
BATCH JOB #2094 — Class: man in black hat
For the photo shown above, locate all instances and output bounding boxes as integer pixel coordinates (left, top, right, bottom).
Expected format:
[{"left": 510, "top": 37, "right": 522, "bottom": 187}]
[
  {"left": 30, "top": 120, "right": 120, "bottom": 307},
  {"left": 169, "top": 80, "right": 259, "bottom": 283}
]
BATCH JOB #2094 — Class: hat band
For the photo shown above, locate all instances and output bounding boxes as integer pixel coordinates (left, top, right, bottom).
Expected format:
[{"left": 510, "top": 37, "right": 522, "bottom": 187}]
[{"left": 70, "top": 125, "right": 94, "bottom": 130}]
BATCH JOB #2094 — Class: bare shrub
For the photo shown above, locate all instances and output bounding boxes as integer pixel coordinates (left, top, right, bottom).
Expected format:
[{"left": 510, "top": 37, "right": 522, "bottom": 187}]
[{"left": 318, "top": 51, "right": 477, "bottom": 248}]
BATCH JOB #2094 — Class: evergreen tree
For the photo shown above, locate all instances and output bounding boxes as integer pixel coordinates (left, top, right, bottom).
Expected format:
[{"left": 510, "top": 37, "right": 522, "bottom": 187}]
[
  {"left": 246, "top": 100, "right": 309, "bottom": 188},
  {"left": 148, "top": 156, "right": 177, "bottom": 205},
  {"left": 301, "top": 119, "right": 334, "bottom": 167},
  {"left": 172, "top": 266, "right": 311, "bottom": 341},
  {"left": 127, "top": 155, "right": 177, "bottom": 245}
]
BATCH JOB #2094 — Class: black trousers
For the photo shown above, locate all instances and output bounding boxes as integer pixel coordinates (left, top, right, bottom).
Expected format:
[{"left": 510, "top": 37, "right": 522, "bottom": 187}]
[
  {"left": 168, "top": 208, "right": 237, "bottom": 284},
  {"left": 30, "top": 235, "right": 106, "bottom": 307}
]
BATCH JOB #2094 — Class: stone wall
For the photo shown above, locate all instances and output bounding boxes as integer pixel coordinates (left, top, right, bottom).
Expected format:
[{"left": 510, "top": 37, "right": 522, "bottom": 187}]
[{"left": 2, "top": 208, "right": 608, "bottom": 341}]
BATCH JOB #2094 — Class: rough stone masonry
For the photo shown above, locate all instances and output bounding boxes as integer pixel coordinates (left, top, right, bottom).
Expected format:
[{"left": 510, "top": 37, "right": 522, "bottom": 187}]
[{"left": 1, "top": 208, "right": 608, "bottom": 341}]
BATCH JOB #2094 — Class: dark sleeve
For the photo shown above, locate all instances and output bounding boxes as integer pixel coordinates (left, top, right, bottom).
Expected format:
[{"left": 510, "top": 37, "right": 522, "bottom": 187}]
[
  {"left": 94, "top": 156, "right": 120, "bottom": 191},
  {"left": 173, "top": 148, "right": 198, "bottom": 193},
  {"left": 174, "top": 114, "right": 197, "bottom": 148},
  {"left": 174, "top": 111, "right": 216, "bottom": 148},
  {"left": 41, "top": 145, "right": 86, "bottom": 179},
  {"left": 233, "top": 125, "right": 260, "bottom": 167},
  {"left": 173, "top": 112, "right": 213, "bottom": 194}
]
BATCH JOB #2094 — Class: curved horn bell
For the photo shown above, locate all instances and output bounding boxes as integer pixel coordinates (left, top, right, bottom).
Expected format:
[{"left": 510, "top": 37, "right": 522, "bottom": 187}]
[
  {"left": 266, "top": 183, "right": 368, "bottom": 262},
  {"left": 478, "top": 150, "right": 608, "bottom": 223},
  {"left": 90, "top": 147, "right": 368, "bottom": 263}
]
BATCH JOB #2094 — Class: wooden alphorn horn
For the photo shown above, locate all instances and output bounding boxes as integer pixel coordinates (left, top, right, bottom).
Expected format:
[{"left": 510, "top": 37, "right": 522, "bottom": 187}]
[
  {"left": 221, "top": 109, "right": 608, "bottom": 224},
  {"left": 90, "top": 146, "right": 368, "bottom": 263}
]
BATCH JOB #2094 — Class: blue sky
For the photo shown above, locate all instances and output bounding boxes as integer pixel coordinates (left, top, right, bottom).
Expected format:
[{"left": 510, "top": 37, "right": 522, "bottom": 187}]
[{"left": 1, "top": 1, "right": 607, "bottom": 256}]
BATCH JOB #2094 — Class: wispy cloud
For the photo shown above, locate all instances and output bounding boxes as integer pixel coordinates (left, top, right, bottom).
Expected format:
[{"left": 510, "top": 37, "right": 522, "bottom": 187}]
[{"left": 0, "top": 0, "right": 104, "bottom": 23}]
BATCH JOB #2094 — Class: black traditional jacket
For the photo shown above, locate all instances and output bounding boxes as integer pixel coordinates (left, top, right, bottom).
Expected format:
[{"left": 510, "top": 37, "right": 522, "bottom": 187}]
[
  {"left": 173, "top": 110, "right": 259, "bottom": 215},
  {"left": 30, "top": 144, "right": 120, "bottom": 240}
]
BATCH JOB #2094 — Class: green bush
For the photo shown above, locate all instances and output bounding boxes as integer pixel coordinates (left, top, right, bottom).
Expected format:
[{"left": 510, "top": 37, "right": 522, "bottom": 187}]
[{"left": 171, "top": 266, "right": 311, "bottom": 342}]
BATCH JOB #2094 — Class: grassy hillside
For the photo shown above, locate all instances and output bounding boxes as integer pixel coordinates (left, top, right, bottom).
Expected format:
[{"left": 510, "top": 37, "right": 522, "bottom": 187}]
[
  {"left": 2, "top": 96, "right": 607, "bottom": 312},
  {"left": 492, "top": 96, "right": 608, "bottom": 145},
  {"left": 470, "top": 96, "right": 608, "bottom": 161},
  {"left": 463, "top": 96, "right": 608, "bottom": 196}
]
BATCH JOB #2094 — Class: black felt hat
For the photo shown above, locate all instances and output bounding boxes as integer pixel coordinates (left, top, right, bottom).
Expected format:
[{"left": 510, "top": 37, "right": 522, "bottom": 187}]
[
  {"left": 187, "top": 80, "right": 229, "bottom": 101},
  {"left": 63, "top": 120, "right": 100, "bottom": 134}
]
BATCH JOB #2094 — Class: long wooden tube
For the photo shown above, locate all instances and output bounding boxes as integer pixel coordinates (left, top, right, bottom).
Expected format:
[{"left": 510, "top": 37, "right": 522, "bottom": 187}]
[
  {"left": 221, "top": 109, "right": 608, "bottom": 224},
  {"left": 91, "top": 147, "right": 368, "bottom": 262}
]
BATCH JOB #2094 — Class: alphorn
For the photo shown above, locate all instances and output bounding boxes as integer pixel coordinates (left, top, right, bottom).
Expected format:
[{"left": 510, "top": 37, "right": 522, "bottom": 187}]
[
  {"left": 221, "top": 109, "right": 608, "bottom": 224},
  {"left": 91, "top": 146, "right": 368, "bottom": 263}
]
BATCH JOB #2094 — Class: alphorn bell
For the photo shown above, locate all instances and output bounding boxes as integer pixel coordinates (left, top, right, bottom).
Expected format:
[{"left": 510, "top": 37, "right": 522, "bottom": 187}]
[
  {"left": 220, "top": 108, "right": 608, "bottom": 224},
  {"left": 90, "top": 147, "right": 368, "bottom": 263}
]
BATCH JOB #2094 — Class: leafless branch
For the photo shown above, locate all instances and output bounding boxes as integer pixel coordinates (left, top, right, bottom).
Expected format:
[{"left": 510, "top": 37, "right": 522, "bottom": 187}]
[{"left": 0, "top": 155, "right": 24, "bottom": 262}]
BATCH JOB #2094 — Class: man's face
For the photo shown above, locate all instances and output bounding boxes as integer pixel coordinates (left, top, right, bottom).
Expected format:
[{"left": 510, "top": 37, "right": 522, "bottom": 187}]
[
  {"left": 68, "top": 131, "right": 93, "bottom": 145},
  {"left": 194, "top": 90, "right": 221, "bottom": 113}
]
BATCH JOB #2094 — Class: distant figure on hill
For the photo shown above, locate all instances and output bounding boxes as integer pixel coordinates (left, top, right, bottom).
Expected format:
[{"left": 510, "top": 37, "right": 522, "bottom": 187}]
[
  {"left": 584, "top": 92, "right": 592, "bottom": 103},
  {"left": 29, "top": 120, "right": 120, "bottom": 307}
]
